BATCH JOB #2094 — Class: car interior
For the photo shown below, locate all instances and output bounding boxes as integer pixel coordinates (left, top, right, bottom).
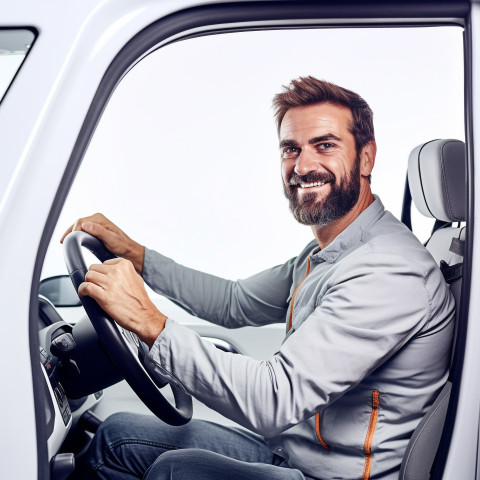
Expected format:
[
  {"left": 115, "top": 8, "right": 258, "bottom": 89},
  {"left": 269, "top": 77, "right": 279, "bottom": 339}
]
[
  {"left": 400, "top": 139, "right": 466, "bottom": 479},
  {"left": 36, "top": 136, "right": 468, "bottom": 480},
  {"left": 33, "top": 18, "right": 469, "bottom": 480}
]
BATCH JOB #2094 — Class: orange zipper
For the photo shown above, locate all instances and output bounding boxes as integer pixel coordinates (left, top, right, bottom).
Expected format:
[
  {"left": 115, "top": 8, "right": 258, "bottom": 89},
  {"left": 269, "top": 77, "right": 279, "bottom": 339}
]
[
  {"left": 315, "top": 412, "right": 331, "bottom": 450},
  {"left": 362, "top": 390, "right": 380, "bottom": 480},
  {"left": 288, "top": 257, "right": 311, "bottom": 331}
]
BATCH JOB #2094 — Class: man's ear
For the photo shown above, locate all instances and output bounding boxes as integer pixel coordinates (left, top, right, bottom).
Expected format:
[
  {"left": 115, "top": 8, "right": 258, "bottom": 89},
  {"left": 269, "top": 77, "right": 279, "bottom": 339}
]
[{"left": 361, "top": 140, "right": 376, "bottom": 177}]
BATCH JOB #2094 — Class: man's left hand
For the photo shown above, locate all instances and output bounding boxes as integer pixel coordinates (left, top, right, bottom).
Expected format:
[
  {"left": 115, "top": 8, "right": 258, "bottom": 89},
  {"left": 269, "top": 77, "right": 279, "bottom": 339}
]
[{"left": 78, "top": 258, "right": 166, "bottom": 348}]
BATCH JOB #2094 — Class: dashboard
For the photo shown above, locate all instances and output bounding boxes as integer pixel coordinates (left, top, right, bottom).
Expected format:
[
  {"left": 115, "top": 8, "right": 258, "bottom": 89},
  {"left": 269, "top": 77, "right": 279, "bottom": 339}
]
[{"left": 38, "top": 296, "right": 104, "bottom": 462}]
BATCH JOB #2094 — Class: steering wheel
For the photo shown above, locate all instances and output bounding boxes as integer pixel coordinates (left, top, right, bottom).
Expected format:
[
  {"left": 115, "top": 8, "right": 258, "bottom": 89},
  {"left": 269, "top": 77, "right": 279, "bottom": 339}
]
[{"left": 63, "top": 231, "right": 193, "bottom": 425}]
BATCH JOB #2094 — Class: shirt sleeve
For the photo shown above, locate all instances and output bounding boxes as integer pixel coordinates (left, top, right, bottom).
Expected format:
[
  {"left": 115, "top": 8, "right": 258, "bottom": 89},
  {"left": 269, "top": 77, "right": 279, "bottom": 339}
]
[
  {"left": 142, "top": 247, "right": 297, "bottom": 328},
  {"left": 146, "top": 250, "right": 453, "bottom": 438}
]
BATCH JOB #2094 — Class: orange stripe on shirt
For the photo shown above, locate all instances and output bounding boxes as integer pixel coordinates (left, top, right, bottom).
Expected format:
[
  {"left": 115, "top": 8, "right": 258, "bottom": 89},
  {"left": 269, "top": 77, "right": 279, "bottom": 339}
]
[{"left": 288, "top": 257, "right": 311, "bottom": 331}]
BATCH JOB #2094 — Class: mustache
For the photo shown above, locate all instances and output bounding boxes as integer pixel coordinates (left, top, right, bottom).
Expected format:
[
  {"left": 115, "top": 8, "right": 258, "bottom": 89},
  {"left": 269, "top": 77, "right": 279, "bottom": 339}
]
[{"left": 288, "top": 171, "right": 335, "bottom": 186}]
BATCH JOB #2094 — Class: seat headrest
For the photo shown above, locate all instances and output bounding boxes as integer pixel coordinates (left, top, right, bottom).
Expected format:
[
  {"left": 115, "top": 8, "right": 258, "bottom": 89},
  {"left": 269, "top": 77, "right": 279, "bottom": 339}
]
[{"left": 408, "top": 139, "right": 466, "bottom": 223}]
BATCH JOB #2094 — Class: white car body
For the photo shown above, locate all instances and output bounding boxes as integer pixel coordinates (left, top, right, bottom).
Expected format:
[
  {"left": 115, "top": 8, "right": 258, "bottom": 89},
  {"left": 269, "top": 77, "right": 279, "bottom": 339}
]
[{"left": 1, "top": 1, "right": 480, "bottom": 478}]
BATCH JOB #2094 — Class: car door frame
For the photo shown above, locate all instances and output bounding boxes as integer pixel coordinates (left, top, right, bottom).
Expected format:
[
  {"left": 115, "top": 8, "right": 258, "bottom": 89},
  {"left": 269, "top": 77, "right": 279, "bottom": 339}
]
[{"left": 27, "top": 2, "right": 475, "bottom": 478}]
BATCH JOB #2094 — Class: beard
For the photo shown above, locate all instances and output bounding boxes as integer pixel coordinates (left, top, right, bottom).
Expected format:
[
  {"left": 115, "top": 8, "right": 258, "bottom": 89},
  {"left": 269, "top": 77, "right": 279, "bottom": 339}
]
[{"left": 283, "top": 154, "right": 361, "bottom": 226}]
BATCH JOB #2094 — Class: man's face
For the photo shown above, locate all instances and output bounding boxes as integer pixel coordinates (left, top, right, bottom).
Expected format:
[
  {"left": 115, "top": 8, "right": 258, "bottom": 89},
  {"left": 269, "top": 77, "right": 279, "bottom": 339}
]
[{"left": 280, "top": 102, "right": 361, "bottom": 226}]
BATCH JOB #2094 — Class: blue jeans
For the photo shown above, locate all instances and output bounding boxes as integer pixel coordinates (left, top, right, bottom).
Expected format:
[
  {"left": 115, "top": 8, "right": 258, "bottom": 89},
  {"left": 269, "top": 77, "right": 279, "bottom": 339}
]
[{"left": 86, "top": 412, "right": 312, "bottom": 480}]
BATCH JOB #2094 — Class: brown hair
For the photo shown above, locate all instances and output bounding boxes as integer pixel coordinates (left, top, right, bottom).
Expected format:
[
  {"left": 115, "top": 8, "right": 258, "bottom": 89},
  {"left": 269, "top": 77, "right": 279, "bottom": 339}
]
[{"left": 272, "top": 76, "right": 375, "bottom": 155}]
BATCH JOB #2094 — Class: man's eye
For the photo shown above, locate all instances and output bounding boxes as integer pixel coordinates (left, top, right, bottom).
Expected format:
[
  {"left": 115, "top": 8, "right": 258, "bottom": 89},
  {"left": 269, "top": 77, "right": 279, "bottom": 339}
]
[
  {"left": 283, "top": 147, "right": 299, "bottom": 157},
  {"left": 318, "top": 142, "right": 334, "bottom": 150}
]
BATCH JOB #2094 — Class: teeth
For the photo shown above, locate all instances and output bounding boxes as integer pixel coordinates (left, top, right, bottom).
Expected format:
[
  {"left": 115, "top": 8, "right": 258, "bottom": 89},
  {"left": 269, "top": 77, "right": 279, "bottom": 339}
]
[{"left": 299, "top": 182, "right": 326, "bottom": 188}]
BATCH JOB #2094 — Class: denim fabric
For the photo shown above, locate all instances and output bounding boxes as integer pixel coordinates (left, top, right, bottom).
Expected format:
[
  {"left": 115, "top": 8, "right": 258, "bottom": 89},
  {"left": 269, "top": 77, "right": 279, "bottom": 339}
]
[{"left": 86, "top": 412, "right": 312, "bottom": 480}]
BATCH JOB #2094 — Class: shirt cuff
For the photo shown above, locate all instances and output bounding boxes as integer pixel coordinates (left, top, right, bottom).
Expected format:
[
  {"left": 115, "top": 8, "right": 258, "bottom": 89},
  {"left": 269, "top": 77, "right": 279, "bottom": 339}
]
[
  {"left": 141, "top": 246, "right": 155, "bottom": 282},
  {"left": 144, "top": 318, "right": 185, "bottom": 389}
]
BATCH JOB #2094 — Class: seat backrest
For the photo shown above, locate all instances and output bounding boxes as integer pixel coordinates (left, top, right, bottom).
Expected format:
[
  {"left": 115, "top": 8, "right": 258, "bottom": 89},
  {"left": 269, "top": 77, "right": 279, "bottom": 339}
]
[{"left": 399, "top": 139, "right": 466, "bottom": 480}]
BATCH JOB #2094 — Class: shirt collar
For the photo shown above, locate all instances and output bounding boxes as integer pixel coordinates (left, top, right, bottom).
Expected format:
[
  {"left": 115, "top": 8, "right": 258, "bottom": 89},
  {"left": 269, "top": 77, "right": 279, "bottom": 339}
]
[{"left": 311, "top": 195, "right": 385, "bottom": 264}]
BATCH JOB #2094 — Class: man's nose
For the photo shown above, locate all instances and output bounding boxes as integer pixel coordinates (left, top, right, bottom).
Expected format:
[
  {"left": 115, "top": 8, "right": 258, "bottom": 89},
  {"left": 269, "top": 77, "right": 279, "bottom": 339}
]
[{"left": 294, "top": 149, "right": 318, "bottom": 176}]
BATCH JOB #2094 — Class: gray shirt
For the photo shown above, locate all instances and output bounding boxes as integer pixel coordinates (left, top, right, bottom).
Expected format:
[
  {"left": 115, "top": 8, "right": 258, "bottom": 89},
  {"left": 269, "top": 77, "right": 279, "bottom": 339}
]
[{"left": 143, "top": 196, "right": 455, "bottom": 480}]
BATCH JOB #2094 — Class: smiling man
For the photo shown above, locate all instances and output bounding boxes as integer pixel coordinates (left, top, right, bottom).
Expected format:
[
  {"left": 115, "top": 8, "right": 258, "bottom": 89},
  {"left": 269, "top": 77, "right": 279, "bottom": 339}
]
[
  {"left": 279, "top": 97, "right": 375, "bottom": 248},
  {"left": 64, "top": 77, "right": 455, "bottom": 480}
]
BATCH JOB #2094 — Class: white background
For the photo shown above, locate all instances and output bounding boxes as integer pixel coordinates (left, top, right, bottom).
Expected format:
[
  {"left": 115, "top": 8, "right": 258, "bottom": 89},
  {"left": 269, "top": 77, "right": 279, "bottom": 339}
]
[{"left": 42, "top": 26, "right": 465, "bottom": 285}]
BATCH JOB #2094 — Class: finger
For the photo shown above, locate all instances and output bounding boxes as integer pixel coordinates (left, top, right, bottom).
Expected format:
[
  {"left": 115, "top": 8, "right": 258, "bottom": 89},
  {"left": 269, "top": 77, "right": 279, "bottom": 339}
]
[
  {"left": 72, "top": 218, "right": 85, "bottom": 233},
  {"left": 103, "top": 258, "right": 135, "bottom": 274},
  {"left": 81, "top": 221, "right": 110, "bottom": 239},
  {"left": 78, "top": 281, "right": 105, "bottom": 300},
  {"left": 88, "top": 262, "right": 106, "bottom": 272},
  {"left": 60, "top": 213, "right": 107, "bottom": 244},
  {"left": 103, "top": 258, "right": 125, "bottom": 266},
  {"left": 61, "top": 217, "right": 89, "bottom": 243},
  {"left": 60, "top": 224, "right": 74, "bottom": 244},
  {"left": 84, "top": 270, "right": 109, "bottom": 288},
  {"left": 88, "top": 262, "right": 121, "bottom": 275}
]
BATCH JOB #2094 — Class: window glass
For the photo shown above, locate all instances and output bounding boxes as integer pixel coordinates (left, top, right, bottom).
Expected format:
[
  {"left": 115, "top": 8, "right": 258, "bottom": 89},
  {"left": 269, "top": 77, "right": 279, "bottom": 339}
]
[
  {"left": 42, "top": 27, "right": 464, "bottom": 289},
  {"left": 0, "top": 29, "right": 35, "bottom": 101}
]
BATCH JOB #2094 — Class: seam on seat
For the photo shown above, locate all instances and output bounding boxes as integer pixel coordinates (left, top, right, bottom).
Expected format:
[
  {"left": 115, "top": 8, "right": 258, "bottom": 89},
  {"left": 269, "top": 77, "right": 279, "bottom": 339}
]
[
  {"left": 417, "top": 140, "right": 437, "bottom": 218},
  {"left": 440, "top": 141, "right": 455, "bottom": 221}
]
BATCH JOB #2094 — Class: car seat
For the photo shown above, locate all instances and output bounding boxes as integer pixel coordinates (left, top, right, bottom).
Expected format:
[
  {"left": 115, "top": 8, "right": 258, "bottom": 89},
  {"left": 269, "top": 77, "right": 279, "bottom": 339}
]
[{"left": 399, "top": 139, "right": 466, "bottom": 480}]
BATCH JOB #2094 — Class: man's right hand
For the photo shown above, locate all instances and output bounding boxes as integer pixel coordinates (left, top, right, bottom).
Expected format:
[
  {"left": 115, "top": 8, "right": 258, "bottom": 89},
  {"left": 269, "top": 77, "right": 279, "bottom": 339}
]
[{"left": 60, "top": 213, "right": 145, "bottom": 274}]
